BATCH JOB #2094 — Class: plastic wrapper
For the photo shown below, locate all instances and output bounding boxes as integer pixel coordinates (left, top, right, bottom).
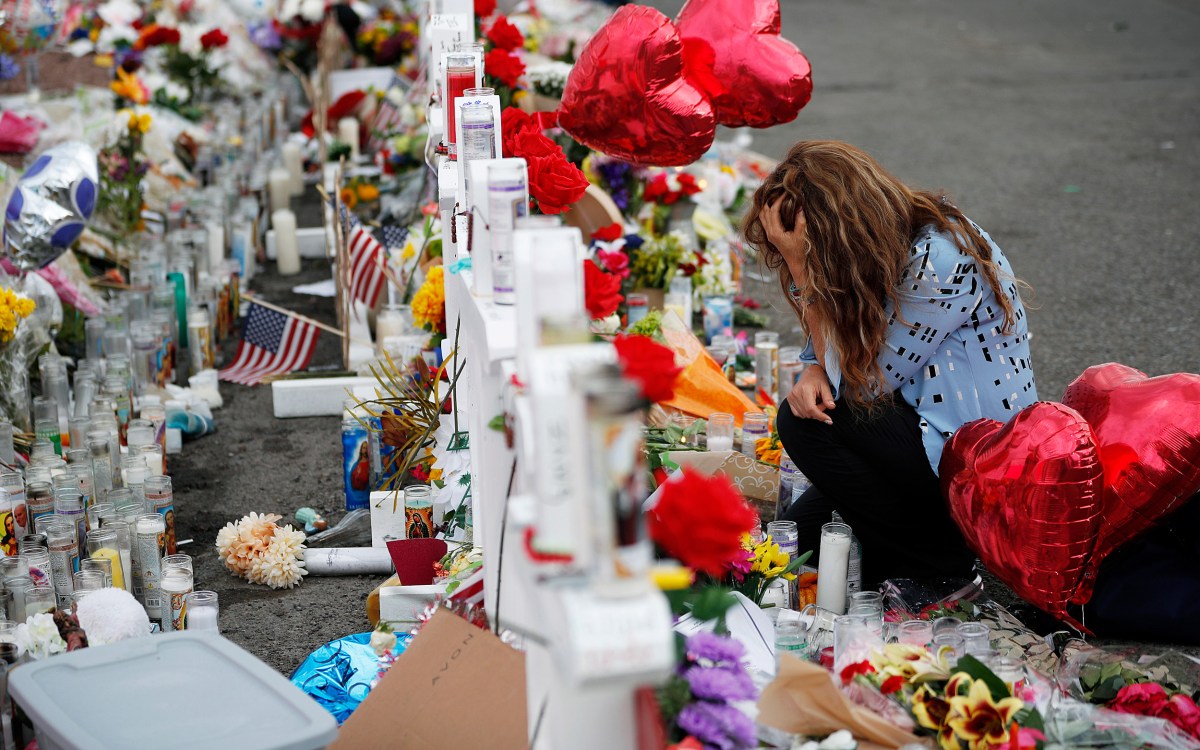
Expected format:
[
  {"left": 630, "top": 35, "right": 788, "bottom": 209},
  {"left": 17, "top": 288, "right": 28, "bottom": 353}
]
[
  {"left": 657, "top": 308, "right": 759, "bottom": 427},
  {"left": 3, "top": 141, "right": 98, "bottom": 271},
  {"left": 880, "top": 576, "right": 1062, "bottom": 676},
  {"left": 290, "top": 632, "right": 411, "bottom": 724},
  {"left": 306, "top": 508, "right": 372, "bottom": 548},
  {"left": 0, "top": 274, "right": 55, "bottom": 432}
]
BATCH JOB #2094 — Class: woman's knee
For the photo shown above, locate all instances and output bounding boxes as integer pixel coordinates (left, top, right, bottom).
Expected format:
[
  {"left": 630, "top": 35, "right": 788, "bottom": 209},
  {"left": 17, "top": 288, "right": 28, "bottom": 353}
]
[{"left": 776, "top": 403, "right": 834, "bottom": 453}]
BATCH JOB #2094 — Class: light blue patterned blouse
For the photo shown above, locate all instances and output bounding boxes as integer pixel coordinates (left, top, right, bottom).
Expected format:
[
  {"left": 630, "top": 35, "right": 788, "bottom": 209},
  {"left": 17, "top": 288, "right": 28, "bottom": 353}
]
[{"left": 797, "top": 222, "right": 1037, "bottom": 474}]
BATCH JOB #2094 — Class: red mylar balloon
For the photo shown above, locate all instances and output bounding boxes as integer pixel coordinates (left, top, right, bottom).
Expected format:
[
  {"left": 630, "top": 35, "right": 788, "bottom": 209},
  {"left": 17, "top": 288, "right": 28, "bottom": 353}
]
[
  {"left": 1062, "top": 363, "right": 1200, "bottom": 602},
  {"left": 558, "top": 5, "right": 716, "bottom": 167},
  {"left": 674, "top": 0, "right": 812, "bottom": 128},
  {"left": 940, "top": 402, "right": 1104, "bottom": 632}
]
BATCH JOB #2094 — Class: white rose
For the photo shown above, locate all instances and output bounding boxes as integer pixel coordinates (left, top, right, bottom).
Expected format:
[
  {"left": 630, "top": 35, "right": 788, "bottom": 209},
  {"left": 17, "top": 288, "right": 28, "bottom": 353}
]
[{"left": 370, "top": 629, "right": 397, "bottom": 656}]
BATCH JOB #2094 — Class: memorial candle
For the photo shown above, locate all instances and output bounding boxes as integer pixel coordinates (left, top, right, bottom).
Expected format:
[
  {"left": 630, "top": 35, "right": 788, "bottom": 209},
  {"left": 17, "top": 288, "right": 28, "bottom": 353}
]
[
  {"left": 268, "top": 168, "right": 291, "bottom": 213},
  {"left": 337, "top": 118, "right": 360, "bottom": 161},
  {"left": 272, "top": 209, "right": 301, "bottom": 276},
  {"left": 281, "top": 142, "right": 305, "bottom": 195},
  {"left": 817, "top": 522, "right": 852, "bottom": 614},
  {"left": 444, "top": 51, "right": 477, "bottom": 158}
]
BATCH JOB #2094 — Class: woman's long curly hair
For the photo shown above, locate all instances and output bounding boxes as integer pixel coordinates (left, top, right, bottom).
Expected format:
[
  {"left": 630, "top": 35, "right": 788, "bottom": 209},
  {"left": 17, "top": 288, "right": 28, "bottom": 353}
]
[{"left": 742, "top": 140, "right": 1018, "bottom": 408}]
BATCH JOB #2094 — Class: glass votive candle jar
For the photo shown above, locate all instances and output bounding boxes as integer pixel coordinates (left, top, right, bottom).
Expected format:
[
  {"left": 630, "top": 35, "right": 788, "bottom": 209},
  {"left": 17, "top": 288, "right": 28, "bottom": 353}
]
[
  {"left": 161, "top": 554, "right": 192, "bottom": 573},
  {"left": 25, "top": 584, "right": 56, "bottom": 618},
  {"left": 80, "top": 557, "right": 113, "bottom": 588},
  {"left": 989, "top": 655, "right": 1024, "bottom": 687},
  {"left": 741, "top": 411, "right": 771, "bottom": 457},
  {"left": 849, "top": 591, "right": 883, "bottom": 609},
  {"left": 185, "top": 590, "right": 219, "bottom": 632},
  {"left": 833, "top": 613, "right": 880, "bottom": 671},
  {"left": 897, "top": 619, "right": 933, "bottom": 648},
  {"left": 0, "top": 621, "right": 15, "bottom": 643},
  {"left": 625, "top": 293, "right": 649, "bottom": 326},
  {"left": 72, "top": 570, "right": 104, "bottom": 593},
  {"left": 706, "top": 412, "right": 734, "bottom": 452},
  {"left": 403, "top": 486, "right": 434, "bottom": 539},
  {"left": 846, "top": 604, "right": 884, "bottom": 638},
  {"left": 956, "top": 621, "right": 990, "bottom": 654},
  {"left": 931, "top": 616, "right": 961, "bottom": 637},
  {"left": 932, "top": 632, "right": 964, "bottom": 664}
]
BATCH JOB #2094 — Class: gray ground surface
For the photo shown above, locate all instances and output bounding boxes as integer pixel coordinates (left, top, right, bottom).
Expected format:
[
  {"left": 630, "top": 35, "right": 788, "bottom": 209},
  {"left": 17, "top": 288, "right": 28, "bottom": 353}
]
[{"left": 175, "top": 0, "right": 1200, "bottom": 676}]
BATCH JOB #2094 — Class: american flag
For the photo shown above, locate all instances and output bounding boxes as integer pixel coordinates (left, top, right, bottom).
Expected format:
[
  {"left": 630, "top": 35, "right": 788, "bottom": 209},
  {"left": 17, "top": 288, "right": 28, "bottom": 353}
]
[
  {"left": 333, "top": 200, "right": 388, "bottom": 310},
  {"left": 218, "top": 303, "right": 320, "bottom": 386}
]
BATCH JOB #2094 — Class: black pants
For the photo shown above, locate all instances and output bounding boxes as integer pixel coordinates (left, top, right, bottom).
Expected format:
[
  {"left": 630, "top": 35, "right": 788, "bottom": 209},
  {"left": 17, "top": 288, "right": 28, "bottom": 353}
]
[{"left": 776, "top": 396, "right": 976, "bottom": 588}]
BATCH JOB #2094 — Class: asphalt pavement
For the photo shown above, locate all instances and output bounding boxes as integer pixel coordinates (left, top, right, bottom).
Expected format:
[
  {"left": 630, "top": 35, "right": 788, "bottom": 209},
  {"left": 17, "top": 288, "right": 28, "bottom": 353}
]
[{"left": 174, "top": 0, "right": 1200, "bottom": 676}]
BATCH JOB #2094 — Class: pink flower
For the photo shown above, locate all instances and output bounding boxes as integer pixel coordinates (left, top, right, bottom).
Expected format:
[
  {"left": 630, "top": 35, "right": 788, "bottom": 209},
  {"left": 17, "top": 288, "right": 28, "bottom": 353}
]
[{"left": 595, "top": 247, "right": 629, "bottom": 279}]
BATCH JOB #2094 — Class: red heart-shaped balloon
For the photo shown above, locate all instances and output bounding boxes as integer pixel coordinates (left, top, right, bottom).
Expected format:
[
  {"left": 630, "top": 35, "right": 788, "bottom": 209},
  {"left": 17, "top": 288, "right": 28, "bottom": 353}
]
[
  {"left": 940, "top": 402, "right": 1104, "bottom": 631},
  {"left": 558, "top": 5, "right": 716, "bottom": 167},
  {"left": 1062, "top": 363, "right": 1200, "bottom": 600},
  {"left": 674, "top": 0, "right": 812, "bottom": 128}
]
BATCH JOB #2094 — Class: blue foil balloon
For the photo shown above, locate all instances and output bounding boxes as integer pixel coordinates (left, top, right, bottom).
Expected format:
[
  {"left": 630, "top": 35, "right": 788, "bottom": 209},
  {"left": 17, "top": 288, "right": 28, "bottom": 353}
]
[{"left": 290, "top": 632, "right": 411, "bottom": 723}]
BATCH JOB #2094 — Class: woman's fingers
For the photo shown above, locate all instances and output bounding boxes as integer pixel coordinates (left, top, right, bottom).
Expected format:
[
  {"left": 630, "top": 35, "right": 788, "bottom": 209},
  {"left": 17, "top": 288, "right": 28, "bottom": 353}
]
[{"left": 786, "top": 379, "right": 834, "bottom": 425}]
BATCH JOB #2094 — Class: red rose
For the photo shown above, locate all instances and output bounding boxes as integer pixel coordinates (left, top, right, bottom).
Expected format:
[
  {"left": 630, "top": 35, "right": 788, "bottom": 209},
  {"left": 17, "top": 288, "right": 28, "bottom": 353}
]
[
  {"left": 1109, "top": 683, "right": 1171, "bottom": 719},
  {"left": 584, "top": 260, "right": 623, "bottom": 320},
  {"left": 592, "top": 223, "right": 624, "bottom": 243},
  {"left": 486, "top": 16, "right": 524, "bottom": 52},
  {"left": 474, "top": 0, "right": 496, "bottom": 19},
  {"left": 1160, "top": 694, "right": 1200, "bottom": 739},
  {"left": 484, "top": 48, "right": 525, "bottom": 88},
  {"left": 527, "top": 153, "right": 588, "bottom": 214},
  {"left": 647, "top": 469, "right": 757, "bottom": 576},
  {"left": 200, "top": 28, "right": 229, "bottom": 49},
  {"left": 136, "top": 24, "right": 181, "bottom": 49},
  {"left": 613, "top": 333, "right": 682, "bottom": 403},
  {"left": 501, "top": 106, "right": 533, "bottom": 157},
  {"left": 513, "top": 130, "right": 561, "bottom": 160}
]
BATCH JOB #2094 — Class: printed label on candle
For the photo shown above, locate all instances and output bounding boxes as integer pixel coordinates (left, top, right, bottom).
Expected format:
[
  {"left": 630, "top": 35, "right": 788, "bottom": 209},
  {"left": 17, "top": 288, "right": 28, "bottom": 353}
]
[
  {"left": 146, "top": 491, "right": 177, "bottom": 556},
  {"left": 163, "top": 584, "right": 192, "bottom": 632},
  {"left": 48, "top": 540, "right": 78, "bottom": 601},
  {"left": 137, "top": 528, "right": 165, "bottom": 616}
]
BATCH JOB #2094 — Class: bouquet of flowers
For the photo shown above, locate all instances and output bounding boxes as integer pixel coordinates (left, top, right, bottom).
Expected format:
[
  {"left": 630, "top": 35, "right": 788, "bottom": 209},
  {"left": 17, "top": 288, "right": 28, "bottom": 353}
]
[
  {"left": 355, "top": 12, "right": 419, "bottom": 69},
  {"left": 216, "top": 512, "right": 308, "bottom": 589},
  {"left": 96, "top": 110, "right": 151, "bottom": 239},
  {"left": 725, "top": 533, "right": 808, "bottom": 606}
]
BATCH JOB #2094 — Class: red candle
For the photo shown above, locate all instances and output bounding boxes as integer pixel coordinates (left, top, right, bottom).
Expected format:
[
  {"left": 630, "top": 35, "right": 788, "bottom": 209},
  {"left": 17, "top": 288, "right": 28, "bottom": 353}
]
[{"left": 445, "top": 66, "right": 476, "bottom": 158}]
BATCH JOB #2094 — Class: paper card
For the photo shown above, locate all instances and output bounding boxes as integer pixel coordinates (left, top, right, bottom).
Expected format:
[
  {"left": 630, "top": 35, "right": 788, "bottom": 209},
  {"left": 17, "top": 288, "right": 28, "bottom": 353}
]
[
  {"left": 674, "top": 591, "right": 776, "bottom": 677},
  {"left": 559, "top": 588, "right": 675, "bottom": 686},
  {"left": 667, "top": 450, "right": 780, "bottom": 504},
  {"left": 385, "top": 538, "right": 448, "bottom": 585},
  {"left": 331, "top": 608, "right": 526, "bottom": 750}
]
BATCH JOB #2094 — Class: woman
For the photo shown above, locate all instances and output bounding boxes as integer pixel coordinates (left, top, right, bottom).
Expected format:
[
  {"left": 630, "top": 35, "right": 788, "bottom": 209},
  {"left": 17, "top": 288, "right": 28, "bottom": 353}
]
[{"left": 743, "top": 141, "right": 1037, "bottom": 587}]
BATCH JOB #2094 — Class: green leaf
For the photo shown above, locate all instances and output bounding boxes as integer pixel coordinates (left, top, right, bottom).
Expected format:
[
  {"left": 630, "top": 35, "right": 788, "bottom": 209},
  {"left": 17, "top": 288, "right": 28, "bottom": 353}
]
[
  {"left": 688, "top": 586, "right": 738, "bottom": 622},
  {"left": 954, "top": 654, "right": 1012, "bottom": 701},
  {"left": 487, "top": 414, "right": 506, "bottom": 431}
]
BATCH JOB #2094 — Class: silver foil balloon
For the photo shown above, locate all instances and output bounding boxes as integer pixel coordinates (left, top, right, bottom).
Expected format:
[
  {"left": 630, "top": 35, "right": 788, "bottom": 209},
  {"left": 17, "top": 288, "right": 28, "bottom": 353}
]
[{"left": 4, "top": 141, "right": 99, "bottom": 271}]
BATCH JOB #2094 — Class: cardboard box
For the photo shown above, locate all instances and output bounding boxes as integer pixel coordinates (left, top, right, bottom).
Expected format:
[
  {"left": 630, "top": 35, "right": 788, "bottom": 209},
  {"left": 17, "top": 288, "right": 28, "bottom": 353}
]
[
  {"left": 667, "top": 450, "right": 781, "bottom": 519},
  {"left": 333, "top": 608, "right": 527, "bottom": 749}
]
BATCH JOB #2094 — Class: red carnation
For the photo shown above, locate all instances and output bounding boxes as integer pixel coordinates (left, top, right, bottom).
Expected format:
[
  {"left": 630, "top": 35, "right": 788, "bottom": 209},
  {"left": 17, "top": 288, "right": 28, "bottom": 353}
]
[
  {"left": 613, "top": 334, "right": 682, "bottom": 403},
  {"left": 200, "top": 28, "right": 229, "bottom": 49},
  {"left": 485, "top": 48, "right": 525, "bottom": 88},
  {"left": 486, "top": 16, "right": 524, "bottom": 52},
  {"left": 592, "top": 223, "right": 623, "bottom": 243},
  {"left": 527, "top": 153, "right": 588, "bottom": 214},
  {"left": 880, "top": 675, "right": 905, "bottom": 695},
  {"left": 474, "top": 0, "right": 496, "bottom": 19},
  {"left": 584, "top": 260, "right": 623, "bottom": 320},
  {"left": 840, "top": 660, "right": 876, "bottom": 685},
  {"left": 647, "top": 469, "right": 757, "bottom": 576}
]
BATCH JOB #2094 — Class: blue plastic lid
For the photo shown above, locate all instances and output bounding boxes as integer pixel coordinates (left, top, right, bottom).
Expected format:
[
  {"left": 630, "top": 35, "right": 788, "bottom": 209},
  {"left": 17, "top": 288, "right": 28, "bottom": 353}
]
[{"left": 10, "top": 631, "right": 338, "bottom": 750}]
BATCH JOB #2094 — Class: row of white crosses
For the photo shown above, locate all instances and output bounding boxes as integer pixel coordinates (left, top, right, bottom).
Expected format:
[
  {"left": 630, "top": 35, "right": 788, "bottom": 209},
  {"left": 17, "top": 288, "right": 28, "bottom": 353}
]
[{"left": 423, "top": 2, "right": 674, "bottom": 746}]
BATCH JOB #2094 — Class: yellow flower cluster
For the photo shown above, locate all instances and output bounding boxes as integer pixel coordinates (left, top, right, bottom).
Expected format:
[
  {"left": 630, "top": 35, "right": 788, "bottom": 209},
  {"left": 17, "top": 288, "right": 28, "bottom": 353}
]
[
  {"left": 750, "top": 536, "right": 796, "bottom": 580},
  {"left": 0, "top": 288, "right": 36, "bottom": 344},
  {"left": 911, "top": 672, "right": 1024, "bottom": 750},
  {"left": 411, "top": 265, "right": 446, "bottom": 334},
  {"left": 125, "top": 111, "right": 152, "bottom": 134}
]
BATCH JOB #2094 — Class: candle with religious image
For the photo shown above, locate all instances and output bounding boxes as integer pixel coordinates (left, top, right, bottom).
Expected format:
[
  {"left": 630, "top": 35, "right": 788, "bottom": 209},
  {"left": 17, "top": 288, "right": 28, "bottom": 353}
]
[{"left": 135, "top": 514, "right": 166, "bottom": 619}]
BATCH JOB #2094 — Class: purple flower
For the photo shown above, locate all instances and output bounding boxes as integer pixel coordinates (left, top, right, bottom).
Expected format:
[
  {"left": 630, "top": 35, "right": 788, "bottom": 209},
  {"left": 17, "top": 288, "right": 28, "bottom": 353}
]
[
  {"left": 685, "top": 632, "right": 745, "bottom": 665},
  {"left": 249, "top": 22, "right": 282, "bottom": 51},
  {"left": 0, "top": 54, "right": 19, "bottom": 82},
  {"left": 685, "top": 665, "right": 757, "bottom": 702},
  {"left": 678, "top": 701, "right": 756, "bottom": 750}
]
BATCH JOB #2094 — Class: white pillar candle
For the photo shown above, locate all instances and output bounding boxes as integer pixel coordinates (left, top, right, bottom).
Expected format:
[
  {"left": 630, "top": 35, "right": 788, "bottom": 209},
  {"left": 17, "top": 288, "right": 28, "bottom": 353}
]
[
  {"left": 268, "top": 167, "right": 291, "bottom": 213},
  {"left": 272, "top": 209, "right": 301, "bottom": 276},
  {"left": 337, "top": 117, "right": 360, "bottom": 161},
  {"left": 374, "top": 307, "right": 406, "bottom": 352},
  {"left": 817, "top": 526, "right": 851, "bottom": 615},
  {"left": 706, "top": 436, "right": 734, "bottom": 452},
  {"left": 186, "top": 605, "right": 219, "bottom": 631},
  {"left": 281, "top": 142, "right": 305, "bottom": 196}
]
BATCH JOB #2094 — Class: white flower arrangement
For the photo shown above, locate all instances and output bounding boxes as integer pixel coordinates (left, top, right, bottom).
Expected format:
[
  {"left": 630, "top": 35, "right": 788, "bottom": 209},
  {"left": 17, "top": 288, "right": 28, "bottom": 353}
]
[
  {"left": 216, "top": 512, "right": 308, "bottom": 589},
  {"left": 526, "top": 61, "right": 574, "bottom": 99},
  {"left": 14, "top": 613, "right": 66, "bottom": 660},
  {"left": 692, "top": 243, "right": 735, "bottom": 303}
]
